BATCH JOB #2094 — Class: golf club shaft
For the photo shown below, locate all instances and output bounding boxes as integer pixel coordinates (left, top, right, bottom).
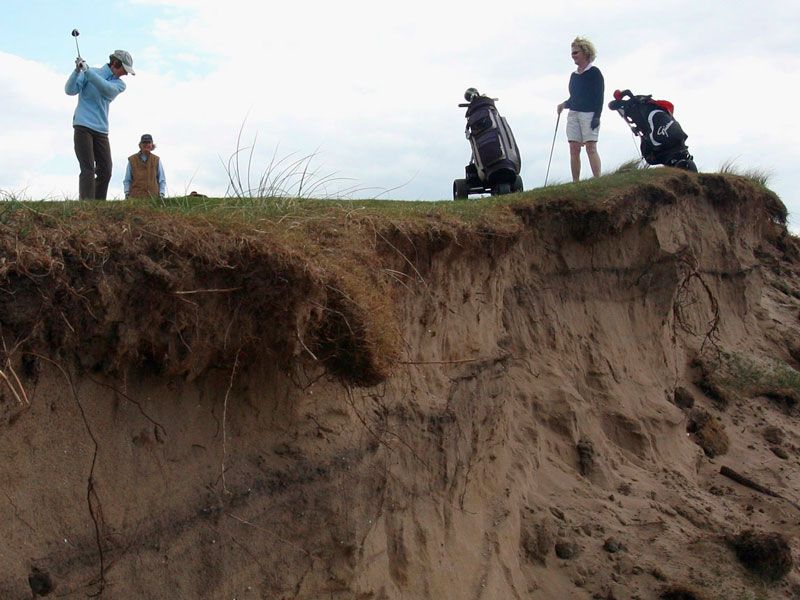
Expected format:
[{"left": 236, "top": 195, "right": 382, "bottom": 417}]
[
  {"left": 544, "top": 112, "right": 561, "bottom": 187},
  {"left": 72, "top": 29, "right": 81, "bottom": 59}
]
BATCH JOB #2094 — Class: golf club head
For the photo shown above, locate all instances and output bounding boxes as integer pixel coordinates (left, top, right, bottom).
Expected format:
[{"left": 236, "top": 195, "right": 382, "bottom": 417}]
[{"left": 71, "top": 29, "right": 81, "bottom": 59}]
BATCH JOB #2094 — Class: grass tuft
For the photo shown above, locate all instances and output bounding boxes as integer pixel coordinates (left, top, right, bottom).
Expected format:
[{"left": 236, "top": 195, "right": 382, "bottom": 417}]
[
  {"left": 220, "top": 121, "right": 395, "bottom": 203},
  {"left": 611, "top": 157, "right": 649, "bottom": 174},
  {"left": 718, "top": 159, "right": 773, "bottom": 187}
]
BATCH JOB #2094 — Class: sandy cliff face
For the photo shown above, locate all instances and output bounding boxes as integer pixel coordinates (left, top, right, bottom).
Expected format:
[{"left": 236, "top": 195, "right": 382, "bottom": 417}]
[{"left": 1, "top": 172, "right": 799, "bottom": 599}]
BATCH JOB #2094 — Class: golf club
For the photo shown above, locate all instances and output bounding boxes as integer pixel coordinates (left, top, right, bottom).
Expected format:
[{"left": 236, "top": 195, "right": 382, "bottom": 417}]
[
  {"left": 71, "top": 29, "right": 81, "bottom": 58},
  {"left": 544, "top": 111, "right": 561, "bottom": 187}
]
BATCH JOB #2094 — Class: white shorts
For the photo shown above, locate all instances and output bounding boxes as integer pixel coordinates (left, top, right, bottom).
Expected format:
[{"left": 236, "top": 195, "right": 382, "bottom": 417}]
[{"left": 566, "top": 110, "right": 599, "bottom": 143}]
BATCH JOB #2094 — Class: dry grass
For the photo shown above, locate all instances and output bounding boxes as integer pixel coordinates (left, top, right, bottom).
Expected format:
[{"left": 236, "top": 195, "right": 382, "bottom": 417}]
[
  {"left": 611, "top": 157, "right": 649, "bottom": 173},
  {"left": 718, "top": 159, "right": 773, "bottom": 188}
]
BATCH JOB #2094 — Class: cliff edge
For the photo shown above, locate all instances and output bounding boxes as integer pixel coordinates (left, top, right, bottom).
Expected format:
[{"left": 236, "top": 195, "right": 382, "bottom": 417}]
[{"left": 1, "top": 170, "right": 799, "bottom": 599}]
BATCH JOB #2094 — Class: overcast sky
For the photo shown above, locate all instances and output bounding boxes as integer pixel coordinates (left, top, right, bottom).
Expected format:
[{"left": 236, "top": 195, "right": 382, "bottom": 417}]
[{"left": 1, "top": 0, "right": 798, "bottom": 230}]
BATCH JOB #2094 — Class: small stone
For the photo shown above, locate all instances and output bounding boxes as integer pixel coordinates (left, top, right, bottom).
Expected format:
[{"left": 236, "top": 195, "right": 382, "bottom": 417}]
[
  {"left": 28, "top": 568, "right": 54, "bottom": 597},
  {"left": 651, "top": 567, "right": 667, "bottom": 581},
  {"left": 763, "top": 426, "right": 784, "bottom": 445},
  {"left": 673, "top": 387, "right": 695, "bottom": 410},
  {"left": 555, "top": 541, "right": 578, "bottom": 559},
  {"left": 771, "top": 446, "right": 789, "bottom": 459},
  {"left": 661, "top": 505, "right": 677, "bottom": 517},
  {"left": 603, "top": 537, "right": 623, "bottom": 553},
  {"left": 577, "top": 437, "right": 595, "bottom": 476}
]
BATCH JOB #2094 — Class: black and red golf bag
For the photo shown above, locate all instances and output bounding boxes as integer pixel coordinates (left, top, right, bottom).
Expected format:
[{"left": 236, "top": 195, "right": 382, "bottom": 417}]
[
  {"left": 453, "top": 88, "right": 523, "bottom": 200},
  {"left": 608, "top": 89, "right": 697, "bottom": 172}
]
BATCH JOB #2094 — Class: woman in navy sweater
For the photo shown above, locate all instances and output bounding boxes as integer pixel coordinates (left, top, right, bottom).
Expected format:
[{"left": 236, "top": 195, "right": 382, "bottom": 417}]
[{"left": 557, "top": 37, "right": 604, "bottom": 182}]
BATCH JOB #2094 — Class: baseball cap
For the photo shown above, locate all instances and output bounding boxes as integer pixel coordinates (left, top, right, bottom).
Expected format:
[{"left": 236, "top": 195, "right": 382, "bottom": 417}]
[
  {"left": 109, "top": 50, "right": 135, "bottom": 75},
  {"left": 140, "top": 134, "right": 154, "bottom": 144}
]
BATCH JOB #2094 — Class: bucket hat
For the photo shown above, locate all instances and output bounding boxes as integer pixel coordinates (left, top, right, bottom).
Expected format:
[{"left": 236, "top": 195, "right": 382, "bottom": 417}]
[{"left": 109, "top": 50, "right": 135, "bottom": 75}]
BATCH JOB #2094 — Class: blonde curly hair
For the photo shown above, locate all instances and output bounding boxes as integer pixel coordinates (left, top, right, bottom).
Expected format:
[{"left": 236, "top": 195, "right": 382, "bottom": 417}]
[{"left": 571, "top": 36, "right": 597, "bottom": 63}]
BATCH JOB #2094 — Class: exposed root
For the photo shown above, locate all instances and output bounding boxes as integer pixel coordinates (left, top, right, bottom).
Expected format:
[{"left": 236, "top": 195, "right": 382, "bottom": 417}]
[
  {"left": 85, "top": 374, "right": 167, "bottom": 440},
  {"left": 221, "top": 350, "right": 241, "bottom": 495},
  {"left": 720, "top": 465, "right": 800, "bottom": 512},
  {"left": 296, "top": 327, "right": 319, "bottom": 361},
  {"left": 0, "top": 333, "right": 29, "bottom": 405},
  {"left": 399, "top": 354, "right": 511, "bottom": 366},
  {"left": 343, "top": 385, "right": 427, "bottom": 467},
  {"left": 226, "top": 512, "right": 313, "bottom": 559},
  {"left": 672, "top": 250, "right": 721, "bottom": 353},
  {"left": 173, "top": 287, "right": 242, "bottom": 295},
  {"left": 32, "top": 353, "right": 107, "bottom": 597},
  {"left": 0, "top": 367, "right": 27, "bottom": 405}
]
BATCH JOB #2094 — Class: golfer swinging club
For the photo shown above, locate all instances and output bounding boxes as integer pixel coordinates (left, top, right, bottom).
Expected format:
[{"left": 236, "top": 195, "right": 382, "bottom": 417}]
[{"left": 65, "top": 37, "right": 135, "bottom": 200}]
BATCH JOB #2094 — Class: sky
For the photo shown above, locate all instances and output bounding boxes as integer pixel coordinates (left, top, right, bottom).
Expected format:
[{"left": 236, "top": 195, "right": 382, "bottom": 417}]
[{"left": 1, "top": 0, "right": 798, "bottom": 231}]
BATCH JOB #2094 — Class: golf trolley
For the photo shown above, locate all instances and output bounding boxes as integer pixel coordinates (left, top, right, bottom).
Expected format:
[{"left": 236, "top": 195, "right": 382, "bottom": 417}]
[
  {"left": 453, "top": 88, "right": 523, "bottom": 200},
  {"left": 608, "top": 89, "right": 697, "bottom": 172}
]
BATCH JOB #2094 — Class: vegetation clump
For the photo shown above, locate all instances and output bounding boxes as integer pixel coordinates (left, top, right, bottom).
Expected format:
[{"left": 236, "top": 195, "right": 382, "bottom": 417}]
[
  {"left": 730, "top": 529, "right": 793, "bottom": 582},
  {"left": 694, "top": 350, "right": 800, "bottom": 410},
  {"left": 686, "top": 408, "right": 729, "bottom": 457}
]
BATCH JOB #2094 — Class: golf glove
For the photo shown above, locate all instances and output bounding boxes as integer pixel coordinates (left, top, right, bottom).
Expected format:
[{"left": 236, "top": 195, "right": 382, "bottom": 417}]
[
  {"left": 591, "top": 116, "right": 600, "bottom": 130},
  {"left": 75, "top": 59, "right": 88, "bottom": 73}
]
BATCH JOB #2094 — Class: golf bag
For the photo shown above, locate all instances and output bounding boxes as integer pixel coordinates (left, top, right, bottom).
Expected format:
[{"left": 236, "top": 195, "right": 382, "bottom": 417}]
[
  {"left": 453, "top": 88, "right": 523, "bottom": 200},
  {"left": 608, "top": 89, "right": 697, "bottom": 171}
]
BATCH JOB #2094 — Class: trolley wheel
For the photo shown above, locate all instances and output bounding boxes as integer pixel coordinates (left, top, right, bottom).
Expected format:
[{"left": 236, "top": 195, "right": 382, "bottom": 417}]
[
  {"left": 453, "top": 179, "right": 470, "bottom": 200},
  {"left": 492, "top": 183, "right": 511, "bottom": 196}
]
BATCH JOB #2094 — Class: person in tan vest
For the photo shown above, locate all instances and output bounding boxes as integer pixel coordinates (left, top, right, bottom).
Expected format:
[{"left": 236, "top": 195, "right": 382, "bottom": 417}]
[{"left": 123, "top": 133, "right": 166, "bottom": 198}]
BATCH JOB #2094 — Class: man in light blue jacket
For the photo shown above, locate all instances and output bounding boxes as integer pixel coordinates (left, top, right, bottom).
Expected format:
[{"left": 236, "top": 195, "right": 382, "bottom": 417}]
[{"left": 65, "top": 50, "right": 134, "bottom": 199}]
